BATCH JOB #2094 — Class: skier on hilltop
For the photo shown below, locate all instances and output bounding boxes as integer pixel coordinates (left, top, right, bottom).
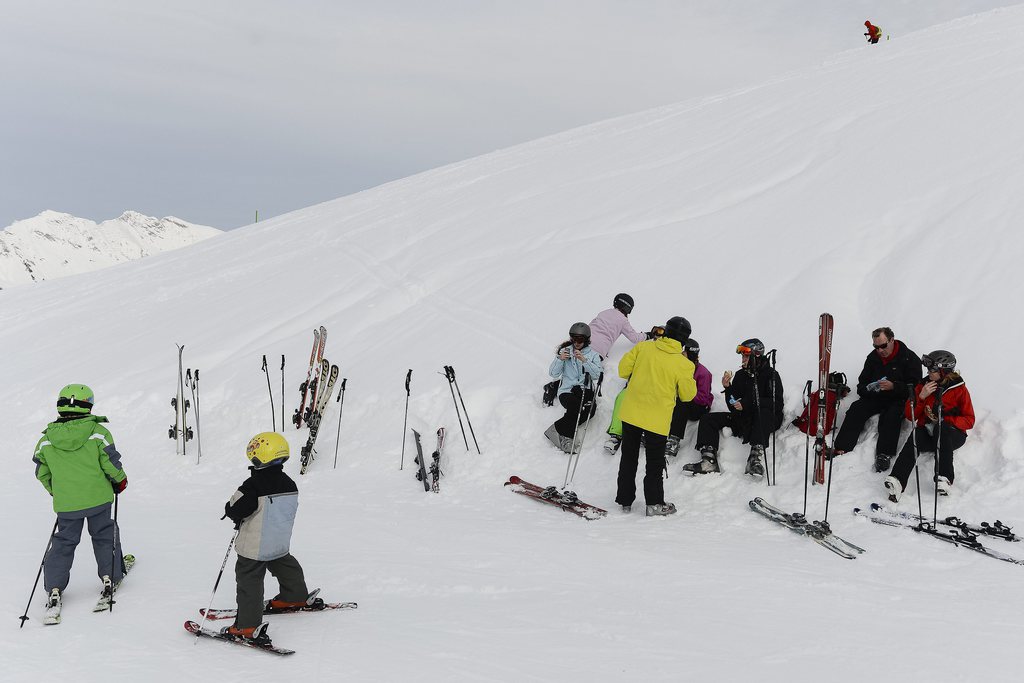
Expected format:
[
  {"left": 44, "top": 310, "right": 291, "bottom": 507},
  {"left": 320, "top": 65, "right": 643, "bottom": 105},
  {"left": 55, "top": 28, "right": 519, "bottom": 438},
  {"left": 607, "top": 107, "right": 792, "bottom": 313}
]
[
  {"left": 32, "top": 384, "right": 129, "bottom": 624},
  {"left": 884, "top": 351, "right": 975, "bottom": 502},
  {"left": 865, "top": 20, "right": 883, "bottom": 44},
  {"left": 221, "top": 432, "right": 321, "bottom": 645},
  {"left": 830, "top": 326, "right": 922, "bottom": 472},
  {"left": 665, "top": 338, "right": 713, "bottom": 457},
  {"left": 683, "top": 339, "right": 783, "bottom": 477},
  {"left": 614, "top": 316, "right": 696, "bottom": 516},
  {"left": 544, "top": 323, "right": 603, "bottom": 453}
]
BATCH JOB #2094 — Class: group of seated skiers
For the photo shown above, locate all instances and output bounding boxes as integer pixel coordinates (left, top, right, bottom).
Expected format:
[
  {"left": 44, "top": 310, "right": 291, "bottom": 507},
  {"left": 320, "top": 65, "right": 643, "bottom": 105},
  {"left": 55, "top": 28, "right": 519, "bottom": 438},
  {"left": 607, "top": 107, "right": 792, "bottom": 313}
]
[{"left": 543, "top": 295, "right": 975, "bottom": 516}]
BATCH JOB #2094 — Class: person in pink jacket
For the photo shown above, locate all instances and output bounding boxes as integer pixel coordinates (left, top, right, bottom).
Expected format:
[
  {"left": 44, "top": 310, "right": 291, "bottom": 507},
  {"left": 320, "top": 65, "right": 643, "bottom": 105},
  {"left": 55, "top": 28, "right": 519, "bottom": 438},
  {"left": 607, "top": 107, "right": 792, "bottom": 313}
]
[{"left": 587, "top": 293, "right": 648, "bottom": 359}]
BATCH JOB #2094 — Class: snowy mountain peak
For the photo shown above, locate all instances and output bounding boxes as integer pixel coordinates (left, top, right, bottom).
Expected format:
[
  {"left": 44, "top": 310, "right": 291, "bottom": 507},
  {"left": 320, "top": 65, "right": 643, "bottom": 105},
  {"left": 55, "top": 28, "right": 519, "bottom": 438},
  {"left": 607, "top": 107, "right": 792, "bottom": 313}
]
[{"left": 0, "top": 210, "right": 221, "bottom": 289}]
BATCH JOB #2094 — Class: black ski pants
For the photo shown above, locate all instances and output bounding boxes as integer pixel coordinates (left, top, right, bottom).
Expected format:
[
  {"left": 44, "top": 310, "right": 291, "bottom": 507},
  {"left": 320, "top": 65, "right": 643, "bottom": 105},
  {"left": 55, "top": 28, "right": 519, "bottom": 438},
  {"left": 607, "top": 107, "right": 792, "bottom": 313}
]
[
  {"left": 670, "top": 400, "right": 711, "bottom": 440},
  {"left": 889, "top": 423, "right": 967, "bottom": 488},
  {"left": 554, "top": 386, "right": 597, "bottom": 438},
  {"left": 834, "top": 398, "right": 904, "bottom": 455},
  {"left": 235, "top": 553, "right": 308, "bottom": 628},
  {"left": 615, "top": 422, "right": 667, "bottom": 507}
]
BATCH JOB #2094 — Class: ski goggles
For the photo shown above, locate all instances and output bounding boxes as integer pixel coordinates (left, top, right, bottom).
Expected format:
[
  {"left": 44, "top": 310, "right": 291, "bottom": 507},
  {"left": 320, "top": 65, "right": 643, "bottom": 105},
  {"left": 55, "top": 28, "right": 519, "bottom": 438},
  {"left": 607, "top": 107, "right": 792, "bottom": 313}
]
[
  {"left": 736, "top": 345, "right": 755, "bottom": 355},
  {"left": 570, "top": 334, "right": 588, "bottom": 343}
]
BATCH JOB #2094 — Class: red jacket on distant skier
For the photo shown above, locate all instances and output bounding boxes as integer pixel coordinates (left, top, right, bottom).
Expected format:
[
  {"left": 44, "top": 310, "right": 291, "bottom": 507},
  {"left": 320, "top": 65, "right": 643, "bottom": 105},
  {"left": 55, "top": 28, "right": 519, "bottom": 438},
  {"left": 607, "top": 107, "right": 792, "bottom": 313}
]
[{"left": 864, "top": 21, "right": 882, "bottom": 44}]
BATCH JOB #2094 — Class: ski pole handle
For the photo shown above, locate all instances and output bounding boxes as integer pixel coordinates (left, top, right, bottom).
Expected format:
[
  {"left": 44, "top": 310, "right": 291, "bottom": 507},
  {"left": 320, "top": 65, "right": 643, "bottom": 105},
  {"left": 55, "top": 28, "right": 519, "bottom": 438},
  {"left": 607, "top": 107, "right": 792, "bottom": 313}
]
[
  {"left": 405, "top": 369, "right": 412, "bottom": 395},
  {"left": 281, "top": 354, "right": 285, "bottom": 370},
  {"left": 262, "top": 355, "right": 267, "bottom": 371},
  {"left": 337, "top": 378, "right": 347, "bottom": 401}
]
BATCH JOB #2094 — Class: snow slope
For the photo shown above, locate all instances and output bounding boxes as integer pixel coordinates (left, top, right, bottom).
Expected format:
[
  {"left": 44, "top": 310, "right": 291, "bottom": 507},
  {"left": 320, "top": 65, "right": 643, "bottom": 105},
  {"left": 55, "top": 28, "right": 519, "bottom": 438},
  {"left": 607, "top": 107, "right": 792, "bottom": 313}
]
[
  {"left": 3, "top": 7, "right": 1024, "bottom": 681},
  {"left": 0, "top": 211, "right": 221, "bottom": 289}
]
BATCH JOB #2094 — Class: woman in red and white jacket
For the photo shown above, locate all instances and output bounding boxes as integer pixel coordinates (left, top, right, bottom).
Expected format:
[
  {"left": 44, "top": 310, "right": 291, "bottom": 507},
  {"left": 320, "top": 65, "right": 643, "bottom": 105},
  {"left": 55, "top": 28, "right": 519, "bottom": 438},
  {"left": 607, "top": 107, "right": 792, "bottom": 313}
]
[{"left": 884, "top": 350, "right": 975, "bottom": 502}]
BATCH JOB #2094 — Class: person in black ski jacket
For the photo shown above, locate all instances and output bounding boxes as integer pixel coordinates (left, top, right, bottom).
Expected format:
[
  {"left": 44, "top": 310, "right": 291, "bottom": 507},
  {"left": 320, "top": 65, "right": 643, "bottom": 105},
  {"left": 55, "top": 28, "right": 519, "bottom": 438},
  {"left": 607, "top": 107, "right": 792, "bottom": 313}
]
[
  {"left": 220, "top": 432, "right": 315, "bottom": 646},
  {"left": 831, "top": 327, "right": 923, "bottom": 472},
  {"left": 683, "top": 339, "right": 783, "bottom": 477}
]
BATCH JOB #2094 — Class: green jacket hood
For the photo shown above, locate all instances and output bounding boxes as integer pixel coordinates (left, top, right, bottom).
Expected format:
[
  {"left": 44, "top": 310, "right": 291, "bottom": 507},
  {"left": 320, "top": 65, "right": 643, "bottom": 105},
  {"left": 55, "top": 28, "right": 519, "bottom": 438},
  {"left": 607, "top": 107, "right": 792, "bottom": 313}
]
[{"left": 43, "top": 415, "right": 109, "bottom": 451}]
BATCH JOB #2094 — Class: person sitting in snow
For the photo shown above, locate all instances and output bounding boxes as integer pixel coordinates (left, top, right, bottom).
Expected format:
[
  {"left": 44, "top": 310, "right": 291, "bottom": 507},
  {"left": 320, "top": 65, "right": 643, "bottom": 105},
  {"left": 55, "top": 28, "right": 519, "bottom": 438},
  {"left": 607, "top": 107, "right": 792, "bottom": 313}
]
[
  {"left": 544, "top": 323, "right": 602, "bottom": 454},
  {"left": 614, "top": 316, "right": 696, "bottom": 516},
  {"left": 221, "top": 432, "right": 320, "bottom": 645},
  {"left": 665, "top": 338, "right": 714, "bottom": 457},
  {"left": 543, "top": 293, "right": 652, "bottom": 406},
  {"left": 830, "top": 326, "right": 922, "bottom": 472},
  {"left": 32, "top": 384, "right": 129, "bottom": 624},
  {"left": 883, "top": 350, "right": 975, "bottom": 502},
  {"left": 683, "top": 339, "right": 783, "bottom": 477},
  {"left": 864, "top": 20, "right": 883, "bottom": 44}
]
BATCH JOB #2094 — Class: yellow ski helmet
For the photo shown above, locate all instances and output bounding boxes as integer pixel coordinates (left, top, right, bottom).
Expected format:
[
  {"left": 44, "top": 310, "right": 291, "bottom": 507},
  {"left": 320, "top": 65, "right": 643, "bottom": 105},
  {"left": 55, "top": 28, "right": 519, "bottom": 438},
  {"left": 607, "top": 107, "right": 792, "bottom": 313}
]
[{"left": 246, "top": 432, "right": 290, "bottom": 469}]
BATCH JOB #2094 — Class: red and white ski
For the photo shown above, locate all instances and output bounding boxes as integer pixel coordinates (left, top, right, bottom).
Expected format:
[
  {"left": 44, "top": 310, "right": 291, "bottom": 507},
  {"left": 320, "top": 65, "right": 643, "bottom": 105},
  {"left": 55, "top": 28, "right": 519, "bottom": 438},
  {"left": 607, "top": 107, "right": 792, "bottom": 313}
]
[
  {"left": 505, "top": 475, "right": 607, "bottom": 520},
  {"left": 813, "top": 313, "right": 834, "bottom": 485}
]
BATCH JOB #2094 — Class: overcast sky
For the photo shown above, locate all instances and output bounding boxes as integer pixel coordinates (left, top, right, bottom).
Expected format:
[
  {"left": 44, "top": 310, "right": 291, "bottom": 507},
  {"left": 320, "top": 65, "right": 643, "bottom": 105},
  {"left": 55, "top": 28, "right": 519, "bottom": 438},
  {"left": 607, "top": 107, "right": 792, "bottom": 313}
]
[{"left": 0, "top": 1, "right": 1010, "bottom": 230}]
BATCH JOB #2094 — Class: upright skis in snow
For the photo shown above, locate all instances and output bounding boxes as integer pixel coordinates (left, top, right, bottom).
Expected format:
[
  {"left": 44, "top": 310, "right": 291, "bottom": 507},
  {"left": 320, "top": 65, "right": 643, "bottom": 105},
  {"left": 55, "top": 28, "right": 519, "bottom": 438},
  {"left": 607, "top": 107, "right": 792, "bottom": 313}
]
[
  {"left": 299, "top": 360, "right": 338, "bottom": 475},
  {"left": 813, "top": 313, "right": 834, "bottom": 485}
]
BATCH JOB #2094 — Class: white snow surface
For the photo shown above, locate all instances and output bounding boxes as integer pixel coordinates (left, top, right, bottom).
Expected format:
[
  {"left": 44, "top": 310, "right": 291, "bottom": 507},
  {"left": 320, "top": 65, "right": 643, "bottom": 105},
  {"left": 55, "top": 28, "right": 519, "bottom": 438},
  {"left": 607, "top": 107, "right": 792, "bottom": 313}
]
[
  {"left": 3, "top": 8, "right": 1024, "bottom": 681},
  {"left": 0, "top": 210, "right": 221, "bottom": 289}
]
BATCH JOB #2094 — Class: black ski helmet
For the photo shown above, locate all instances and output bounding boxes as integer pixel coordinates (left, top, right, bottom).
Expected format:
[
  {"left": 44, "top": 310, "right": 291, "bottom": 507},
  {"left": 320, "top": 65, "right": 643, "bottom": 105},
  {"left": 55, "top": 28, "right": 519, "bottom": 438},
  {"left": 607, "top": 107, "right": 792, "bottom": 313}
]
[
  {"left": 684, "top": 338, "right": 700, "bottom": 363},
  {"left": 663, "top": 316, "right": 691, "bottom": 343},
  {"left": 738, "top": 338, "right": 765, "bottom": 356},
  {"left": 613, "top": 293, "right": 634, "bottom": 314},
  {"left": 569, "top": 322, "right": 591, "bottom": 341},
  {"left": 922, "top": 350, "right": 956, "bottom": 372}
]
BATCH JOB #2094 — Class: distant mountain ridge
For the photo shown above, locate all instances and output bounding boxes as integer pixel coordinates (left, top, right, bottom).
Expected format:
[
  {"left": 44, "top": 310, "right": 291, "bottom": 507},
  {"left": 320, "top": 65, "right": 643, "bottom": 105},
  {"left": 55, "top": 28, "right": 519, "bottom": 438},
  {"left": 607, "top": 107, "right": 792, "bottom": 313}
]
[{"left": 0, "top": 210, "right": 221, "bottom": 288}]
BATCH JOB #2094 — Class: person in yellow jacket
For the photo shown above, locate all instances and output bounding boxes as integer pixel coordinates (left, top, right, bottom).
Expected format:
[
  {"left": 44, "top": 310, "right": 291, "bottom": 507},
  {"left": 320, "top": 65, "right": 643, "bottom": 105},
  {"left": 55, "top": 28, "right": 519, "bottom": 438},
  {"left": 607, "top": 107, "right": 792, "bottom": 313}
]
[{"left": 615, "top": 316, "right": 697, "bottom": 516}]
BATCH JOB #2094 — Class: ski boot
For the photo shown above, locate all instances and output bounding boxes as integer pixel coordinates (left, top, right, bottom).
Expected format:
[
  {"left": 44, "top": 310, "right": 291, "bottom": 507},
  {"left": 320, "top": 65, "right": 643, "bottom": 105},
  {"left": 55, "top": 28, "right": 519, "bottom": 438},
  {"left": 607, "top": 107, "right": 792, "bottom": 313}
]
[
  {"left": 222, "top": 622, "right": 272, "bottom": 646},
  {"left": 268, "top": 588, "right": 323, "bottom": 612},
  {"left": 543, "top": 424, "right": 562, "bottom": 450},
  {"left": 936, "top": 476, "right": 951, "bottom": 496},
  {"left": 621, "top": 504, "right": 631, "bottom": 513},
  {"left": 664, "top": 435, "right": 681, "bottom": 457},
  {"left": 682, "top": 446, "right": 720, "bottom": 475},
  {"left": 874, "top": 453, "right": 892, "bottom": 473},
  {"left": 43, "top": 588, "right": 61, "bottom": 625},
  {"left": 745, "top": 445, "right": 765, "bottom": 477},
  {"left": 604, "top": 434, "right": 622, "bottom": 454},
  {"left": 645, "top": 502, "right": 677, "bottom": 517},
  {"left": 884, "top": 476, "right": 902, "bottom": 503}
]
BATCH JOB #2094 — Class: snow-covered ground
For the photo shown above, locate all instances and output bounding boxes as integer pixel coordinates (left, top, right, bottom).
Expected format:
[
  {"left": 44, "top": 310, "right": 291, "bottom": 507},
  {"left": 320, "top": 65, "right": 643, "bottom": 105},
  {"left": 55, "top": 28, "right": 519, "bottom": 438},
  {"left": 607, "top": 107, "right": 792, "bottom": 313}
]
[
  {"left": 3, "top": 6, "right": 1024, "bottom": 681},
  {"left": 0, "top": 211, "right": 220, "bottom": 288}
]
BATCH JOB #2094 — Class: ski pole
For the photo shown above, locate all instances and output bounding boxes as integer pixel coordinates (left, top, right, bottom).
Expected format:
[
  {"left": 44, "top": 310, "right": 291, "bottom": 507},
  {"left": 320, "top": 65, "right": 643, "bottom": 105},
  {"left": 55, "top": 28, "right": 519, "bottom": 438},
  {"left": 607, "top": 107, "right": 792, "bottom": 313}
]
[
  {"left": 18, "top": 519, "right": 58, "bottom": 628},
  {"left": 909, "top": 387, "right": 924, "bottom": 521},
  {"left": 280, "top": 355, "right": 286, "bottom": 433},
  {"left": 750, "top": 361, "right": 769, "bottom": 487},
  {"left": 400, "top": 370, "right": 412, "bottom": 470},
  {"left": 196, "top": 531, "right": 237, "bottom": 640},
  {"left": 568, "top": 372, "right": 602, "bottom": 487},
  {"left": 333, "top": 378, "right": 347, "bottom": 470},
  {"left": 933, "top": 386, "right": 945, "bottom": 526},
  {"left": 192, "top": 369, "right": 203, "bottom": 464},
  {"left": 802, "top": 380, "right": 812, "bottom": 516},
  {"left": 262, "top": 355, "right": 276, "bottom": 432},
  {"left": 443, "top": 366, "right": 469, "bottom": 451},
  {"left": 447, "top": 365, "right": 480, "bottom": 454},
  {"left": 767, "top": 349, "right": 778, "bottom": 485},
  {"left": 109, "top": 494, "right": 119, "bottom": 614},
  {"left": 564, "top": 373, "right": 592, "bottom": 489}
]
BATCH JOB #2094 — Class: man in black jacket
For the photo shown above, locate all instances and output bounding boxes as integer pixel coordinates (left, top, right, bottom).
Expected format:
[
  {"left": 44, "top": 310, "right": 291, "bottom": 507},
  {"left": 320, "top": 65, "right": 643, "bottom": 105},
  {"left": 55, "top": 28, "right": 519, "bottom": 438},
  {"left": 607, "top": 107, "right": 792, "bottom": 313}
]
[
  {"left": 683, "top": 339, "right": 783, "bottom": 477},
  {"left": 832, "top": 327, "right": 922, "bottom": 472}
]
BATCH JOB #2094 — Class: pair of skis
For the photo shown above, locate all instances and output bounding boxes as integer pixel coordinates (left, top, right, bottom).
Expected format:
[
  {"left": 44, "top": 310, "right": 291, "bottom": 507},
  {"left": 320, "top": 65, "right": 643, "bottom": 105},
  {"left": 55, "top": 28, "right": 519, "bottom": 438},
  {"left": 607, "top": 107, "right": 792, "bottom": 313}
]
[
  {"left": 299, "top": 358, "right": 339, "bottom": 474},
  {"left": 854, "top": 503, "right": 1024, "bottom": 565},
  {"left": 185, "top": 594, "right": 358, "bottom": 656},
  {"left": 750, "top": 497, "right": 865, "bottom": 559},
  {"left": 44, "top": 554, "right": 136, "bottom": 625},
  {"left": 412, "top": 428, "right": 446, "bottom": 492},
  {"left": 504, "top": 475, "right": 607, "bottom": 520},
  {"left": 294, "top": 327, "right": 327, "bottom": 429},
  {"left": 169, "top": 344, "right": 195, "bottom": 455}
]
